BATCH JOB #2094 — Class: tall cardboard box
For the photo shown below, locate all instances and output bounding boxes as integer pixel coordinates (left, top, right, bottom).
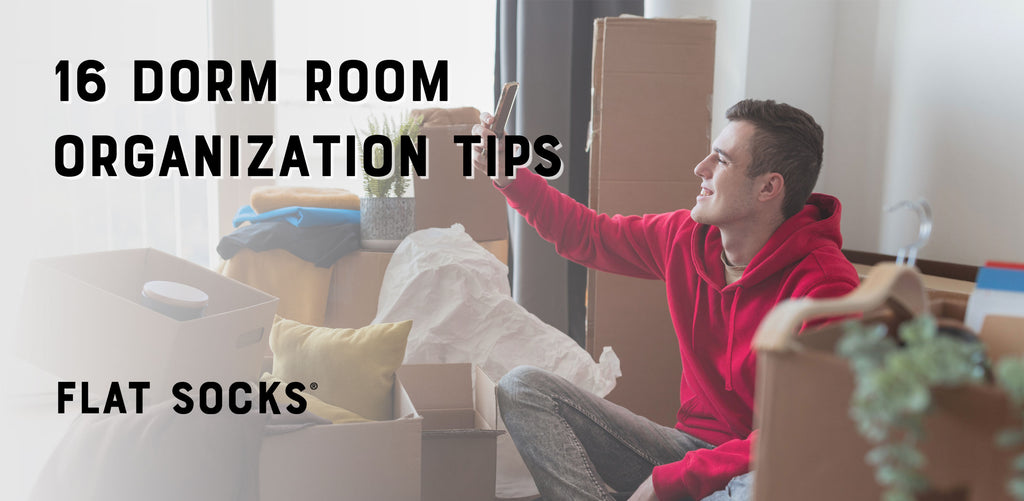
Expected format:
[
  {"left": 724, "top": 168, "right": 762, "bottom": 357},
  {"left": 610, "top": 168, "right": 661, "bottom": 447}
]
[
  {"left": 17, "top": 248, "right": 278, "bottom": 394},
  {"left": 587, "top": 17, "right": 716, "bottom": 425},
  {"left": 259, "top": 376, "right": 423, "bottom": 501},
  {"left": 397, "top": 364, "right": 503, "bottom": 501}
]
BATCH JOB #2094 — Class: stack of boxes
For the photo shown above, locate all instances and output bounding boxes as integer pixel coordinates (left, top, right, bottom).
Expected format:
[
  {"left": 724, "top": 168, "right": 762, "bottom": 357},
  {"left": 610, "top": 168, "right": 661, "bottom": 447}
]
[{"left": 19, "top": 17, "right": 723, "bottom": 500}]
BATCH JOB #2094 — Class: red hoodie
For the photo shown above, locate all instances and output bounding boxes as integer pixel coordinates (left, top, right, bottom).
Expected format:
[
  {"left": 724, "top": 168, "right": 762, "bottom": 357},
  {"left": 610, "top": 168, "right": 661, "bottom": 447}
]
[{"left": 498, "top": 169, "right": 859, "bottom": 501}]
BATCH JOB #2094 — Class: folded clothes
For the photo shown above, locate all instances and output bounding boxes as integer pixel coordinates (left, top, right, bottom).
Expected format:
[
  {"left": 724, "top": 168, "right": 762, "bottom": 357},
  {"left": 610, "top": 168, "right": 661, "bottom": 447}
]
[
  {"left": 218, "top": 221, "right": 360, "bottom": 268},
  {"left": 251, "top": 185, "right": 361, "bottom": 214},
  {"left": 232, "top": 205, "right": 360, "bottom": 228}
]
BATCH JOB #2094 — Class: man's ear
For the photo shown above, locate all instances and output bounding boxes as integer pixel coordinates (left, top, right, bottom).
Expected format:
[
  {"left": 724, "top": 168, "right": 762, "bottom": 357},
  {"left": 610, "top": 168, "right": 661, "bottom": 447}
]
[{"left": 758, "top": 173, "right": 785, "bottom": 203}]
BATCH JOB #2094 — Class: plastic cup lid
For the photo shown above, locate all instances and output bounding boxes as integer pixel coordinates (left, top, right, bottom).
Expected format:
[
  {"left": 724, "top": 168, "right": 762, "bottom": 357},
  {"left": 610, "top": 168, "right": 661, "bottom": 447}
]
[{"left": 142, "top": 280, "right": 209, "bottom": 308}]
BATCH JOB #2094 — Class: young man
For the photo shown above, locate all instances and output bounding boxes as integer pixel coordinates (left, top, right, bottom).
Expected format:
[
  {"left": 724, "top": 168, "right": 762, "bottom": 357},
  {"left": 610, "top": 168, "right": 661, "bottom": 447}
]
[{"left": 471, "top": 99, "right": 860, "bottom": 501}]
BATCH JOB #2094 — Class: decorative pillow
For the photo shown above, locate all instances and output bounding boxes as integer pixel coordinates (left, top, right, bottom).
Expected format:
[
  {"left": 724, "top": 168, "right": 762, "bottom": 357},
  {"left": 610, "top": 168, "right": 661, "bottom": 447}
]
[
  {"left": 259, "top": 372, "right": 370, "bottom": 424},
  {"left": 270, "top": 316, "right": 412, "bottom": 421}
]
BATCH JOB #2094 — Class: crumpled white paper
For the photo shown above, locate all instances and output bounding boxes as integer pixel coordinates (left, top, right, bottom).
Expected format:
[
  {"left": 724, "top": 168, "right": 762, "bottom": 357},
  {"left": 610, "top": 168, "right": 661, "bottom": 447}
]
[{"left": 373, "top": 224, "right": 621, "bottom": 498}]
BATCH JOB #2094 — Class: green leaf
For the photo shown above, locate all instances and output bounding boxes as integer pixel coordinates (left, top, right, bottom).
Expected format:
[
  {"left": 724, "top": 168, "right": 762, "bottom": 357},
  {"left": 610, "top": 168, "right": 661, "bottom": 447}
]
[
  {"left": 836, "top": 313, "right": 999, "bottom": 499},
  {"left": 882, "top": 488, "right": 915, "bottom": 501},
  {"left": 1009, "top": 477, "right": 1024, "bottom": 499},
  {"left": 999, "top": 429, "right": 1024, "bottom": 448}
]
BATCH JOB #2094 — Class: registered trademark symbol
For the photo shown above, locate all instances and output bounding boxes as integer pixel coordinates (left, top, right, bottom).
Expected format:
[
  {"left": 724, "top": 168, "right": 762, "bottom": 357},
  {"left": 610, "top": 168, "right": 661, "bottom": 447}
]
[{"left": 309, "top": 382, "right": 318, "bottom": 390}]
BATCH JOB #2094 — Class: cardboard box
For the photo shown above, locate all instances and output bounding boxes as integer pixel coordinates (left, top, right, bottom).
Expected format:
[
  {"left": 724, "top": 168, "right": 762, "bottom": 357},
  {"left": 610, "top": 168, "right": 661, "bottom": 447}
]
[
  {"left": 586, "top": 17, "right": 715, "bottom": 425},
  {"left": 754, "top": 295, "right": 1023, "bottom": 500},
  {"left": 260, "top": 376, "right": 423, "bottom": 501},
  {"left": 322, "top": 107, "right": 512, "bottom": 330},
  {"left": 397, "top": 363, "right": 503, "bottom": 501},
  {"left": 411, "top": 107, "right": 510, "bottom": 243},
  {"left": 325, "top": 239, "right": 508, "bottom": 329},
  {"left": 17, "top": 248, "right": 278, "bottom": 394}
]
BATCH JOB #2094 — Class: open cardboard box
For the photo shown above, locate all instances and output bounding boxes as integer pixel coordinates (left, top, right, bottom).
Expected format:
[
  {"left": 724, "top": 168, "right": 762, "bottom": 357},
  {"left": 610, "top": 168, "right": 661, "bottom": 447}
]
[
  {"left": 259, "top": 375, "right": 423, "bottom": 501},
  {"left": 397, "top": 363, "right": 504, "bottom": 501},
  {"left": 754, "top": 295, "right": 1024, "bottom": 501},
  {"left": 17, "top": 248, "right": 278, "bottom": 396}
]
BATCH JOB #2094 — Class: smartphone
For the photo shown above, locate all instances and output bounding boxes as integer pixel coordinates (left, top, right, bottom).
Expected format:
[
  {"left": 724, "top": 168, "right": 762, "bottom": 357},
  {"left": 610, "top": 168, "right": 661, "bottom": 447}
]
[{"left": 492, "top": 82, "right": 519, "bottom": 139}]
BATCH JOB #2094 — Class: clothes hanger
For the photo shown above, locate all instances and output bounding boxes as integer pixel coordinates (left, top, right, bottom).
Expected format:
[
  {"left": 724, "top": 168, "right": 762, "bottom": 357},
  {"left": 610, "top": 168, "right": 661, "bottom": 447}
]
[
  {"left": 753, "top": 200, "right": 933, "bottom": 352},
  {"left": 888, "top": 199, "right": 932, "bottom": 268}
]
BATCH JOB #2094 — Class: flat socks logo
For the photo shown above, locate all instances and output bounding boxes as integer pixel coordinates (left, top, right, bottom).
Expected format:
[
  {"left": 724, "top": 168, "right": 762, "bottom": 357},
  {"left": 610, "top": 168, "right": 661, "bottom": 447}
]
[{"left": 57, "top": 381, "right": 309, "bottom": 415}]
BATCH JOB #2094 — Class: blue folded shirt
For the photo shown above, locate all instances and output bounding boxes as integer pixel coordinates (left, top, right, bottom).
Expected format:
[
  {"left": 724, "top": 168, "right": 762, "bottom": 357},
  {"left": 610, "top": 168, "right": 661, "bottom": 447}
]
[{"left": 232, "top": 205, "right": 360, "bottom": 228}]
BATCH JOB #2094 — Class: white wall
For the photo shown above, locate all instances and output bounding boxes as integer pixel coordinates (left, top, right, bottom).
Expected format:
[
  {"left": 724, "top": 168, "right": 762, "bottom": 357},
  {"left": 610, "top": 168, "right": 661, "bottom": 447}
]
[
  {"left": 646, "top": 0, "right": 752, "bottom": 139},
  {"left": 647, "top": 0, "right": 1024, "bottom": 265},
  {"left": 874, "top": 1, "right": 1024, "bottom": 264}
]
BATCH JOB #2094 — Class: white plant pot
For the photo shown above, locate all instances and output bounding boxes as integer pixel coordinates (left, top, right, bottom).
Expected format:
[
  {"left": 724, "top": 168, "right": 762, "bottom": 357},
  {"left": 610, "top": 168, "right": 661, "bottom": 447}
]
[{"left": 360, "top": 197, "right": 415, "bottom": 250}]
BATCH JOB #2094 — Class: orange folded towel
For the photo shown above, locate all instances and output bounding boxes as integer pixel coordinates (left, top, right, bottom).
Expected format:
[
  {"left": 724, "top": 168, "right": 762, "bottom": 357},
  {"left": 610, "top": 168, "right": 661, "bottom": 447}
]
[{"left": 250, "top": 186, "right": 361, "bottom": 214}]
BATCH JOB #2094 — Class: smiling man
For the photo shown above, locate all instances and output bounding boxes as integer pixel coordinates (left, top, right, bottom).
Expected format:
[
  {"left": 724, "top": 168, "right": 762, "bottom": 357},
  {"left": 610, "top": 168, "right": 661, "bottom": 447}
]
[{"left": 472, "top": 99, "right": 860, "bottom": 501}]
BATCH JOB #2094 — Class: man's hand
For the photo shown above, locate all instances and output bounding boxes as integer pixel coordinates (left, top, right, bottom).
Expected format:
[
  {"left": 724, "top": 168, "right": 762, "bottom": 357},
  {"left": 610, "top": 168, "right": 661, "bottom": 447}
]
[
  {"left": 471, "top": 111, "right": 512, "bottom": 188},
  {"left": 627, "top": 475, "right": 660, "bottom": 501}
]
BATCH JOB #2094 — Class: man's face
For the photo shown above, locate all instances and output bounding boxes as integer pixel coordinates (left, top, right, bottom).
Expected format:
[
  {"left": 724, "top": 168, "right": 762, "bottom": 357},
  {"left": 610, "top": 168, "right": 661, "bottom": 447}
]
[{"left": 690, "top": 120, "right": 761, "bottom": 228}]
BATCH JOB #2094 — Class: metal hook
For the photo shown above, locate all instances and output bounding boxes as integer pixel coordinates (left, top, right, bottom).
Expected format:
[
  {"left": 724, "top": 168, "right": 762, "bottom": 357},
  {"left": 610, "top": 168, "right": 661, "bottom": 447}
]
[{"left": 885, "top": 199, "right": 932, "bottom": 267}]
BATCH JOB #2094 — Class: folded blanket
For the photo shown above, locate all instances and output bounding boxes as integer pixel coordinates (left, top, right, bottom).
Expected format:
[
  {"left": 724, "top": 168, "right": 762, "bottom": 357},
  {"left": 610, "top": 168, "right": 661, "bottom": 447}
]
[
  {"left": 232, "top": 205, "right": 360, "bottom": 228},
  {"left": 251, "top": 186, "right": 360, "bottom": 214}
]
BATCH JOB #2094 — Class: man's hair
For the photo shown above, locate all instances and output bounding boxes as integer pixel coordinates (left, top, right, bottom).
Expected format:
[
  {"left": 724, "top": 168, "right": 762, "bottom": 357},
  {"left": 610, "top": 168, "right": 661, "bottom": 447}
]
[{"left": 725, "top": 99, "right": 824, "bottom": 219}]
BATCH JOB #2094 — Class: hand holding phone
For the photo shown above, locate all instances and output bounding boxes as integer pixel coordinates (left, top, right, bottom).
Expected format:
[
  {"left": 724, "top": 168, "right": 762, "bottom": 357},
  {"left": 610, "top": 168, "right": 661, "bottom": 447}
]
[
  {"left": 474, "top": 82, "right": 519, "bottom": 186},
  {"left": 491, "top": 82, "right": 519, "bottom": 139}
]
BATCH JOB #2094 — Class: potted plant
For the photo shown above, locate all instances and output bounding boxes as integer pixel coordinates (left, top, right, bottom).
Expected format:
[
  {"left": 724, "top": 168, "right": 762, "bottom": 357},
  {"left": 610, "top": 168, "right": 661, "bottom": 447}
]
[{"left": 357, "top": 112, "right": 423, "bottom": 250}]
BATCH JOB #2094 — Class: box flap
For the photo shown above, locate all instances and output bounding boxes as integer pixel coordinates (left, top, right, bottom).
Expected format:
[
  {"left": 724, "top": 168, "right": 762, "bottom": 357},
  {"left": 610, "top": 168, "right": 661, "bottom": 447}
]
[
  {"left": 394, "top": 375, "right": 420, "bottom": 419},
  {"left": 474, "top": 365, "right": 498, "bottom": 429},
  {"left": 423, "top": 428, "right": 504, "bottom": 439},
  {"left": 979, "top": 315, "right": 1024, "bottom": 363}
]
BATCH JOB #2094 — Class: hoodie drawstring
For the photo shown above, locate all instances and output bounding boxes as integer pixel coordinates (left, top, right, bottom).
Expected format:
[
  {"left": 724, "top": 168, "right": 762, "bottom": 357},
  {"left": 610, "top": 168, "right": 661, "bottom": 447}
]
[
  {"left": 725, "top": 287, "right": 741, "bottom": 391},
  {"left": 692, "top": 282, "right": 703, "bottom": 352}
]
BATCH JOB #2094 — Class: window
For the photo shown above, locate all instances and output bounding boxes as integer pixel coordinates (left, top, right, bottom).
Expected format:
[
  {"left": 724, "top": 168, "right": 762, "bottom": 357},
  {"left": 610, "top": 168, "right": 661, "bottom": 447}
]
[{"left": 272, "top": 0, "right": 496, "bottom": 194}]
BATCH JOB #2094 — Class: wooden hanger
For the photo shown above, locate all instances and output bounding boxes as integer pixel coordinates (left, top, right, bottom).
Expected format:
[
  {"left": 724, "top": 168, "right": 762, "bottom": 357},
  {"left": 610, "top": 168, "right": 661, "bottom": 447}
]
[{"left": 753, "top": 263, "right": 928, "bottom": 352}]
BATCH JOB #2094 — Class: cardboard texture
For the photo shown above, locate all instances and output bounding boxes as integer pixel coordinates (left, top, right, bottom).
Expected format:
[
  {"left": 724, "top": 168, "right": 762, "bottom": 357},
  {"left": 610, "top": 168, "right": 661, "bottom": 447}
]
[
  {"left": 325, "top": 239, "right": 508, "bottom": 329},
  {"left": 587, "top": 17, "right": 715, "bottom": 426},
  {"left": 411, "top": 107, "right": 510, "bottom": 244},
  {"left": 754, "top": 295, "right": 1024, "bottom": 501},
  {"left": 397, "top": 364, "right": 503, "bottom": 501},
  {"left": 260, "top": 376, "right": 423, "bottom": 501},
  {"left": 17, "top": 248, "right": 278, "bottom": 394}
]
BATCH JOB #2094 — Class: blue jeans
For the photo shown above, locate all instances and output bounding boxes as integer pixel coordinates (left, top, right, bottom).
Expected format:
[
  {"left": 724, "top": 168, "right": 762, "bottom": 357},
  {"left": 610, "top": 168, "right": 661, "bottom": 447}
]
[{"left": 496, "top": 366, "right": 753, "bottom": 501}]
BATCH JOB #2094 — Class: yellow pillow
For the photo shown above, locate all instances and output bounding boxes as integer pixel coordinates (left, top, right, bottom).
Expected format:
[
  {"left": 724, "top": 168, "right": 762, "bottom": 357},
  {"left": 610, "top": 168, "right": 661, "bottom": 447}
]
[
  {"left": 270, "top": 316, "right": 412, "bottom": 421},
  {"left": 259, "top": 372, "right": 370, "bottom": 424}
]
